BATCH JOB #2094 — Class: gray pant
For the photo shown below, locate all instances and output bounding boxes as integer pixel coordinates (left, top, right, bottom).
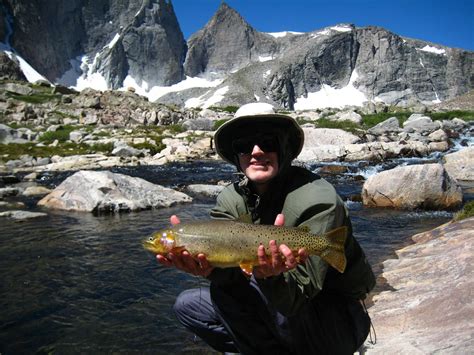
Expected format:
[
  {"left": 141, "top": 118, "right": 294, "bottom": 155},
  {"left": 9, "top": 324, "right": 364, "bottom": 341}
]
[{"left": 173, "top": 277, "right": 370, "bottom": 354}]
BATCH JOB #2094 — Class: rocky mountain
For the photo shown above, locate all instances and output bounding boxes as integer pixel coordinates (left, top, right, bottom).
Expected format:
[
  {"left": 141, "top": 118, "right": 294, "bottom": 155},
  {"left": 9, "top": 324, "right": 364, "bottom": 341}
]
[
  {"left": 1, "top": 1, "right": 473, "bottom": 110},
  {"left": 1, "top": 0, "right": 186, "bottom": 89}
]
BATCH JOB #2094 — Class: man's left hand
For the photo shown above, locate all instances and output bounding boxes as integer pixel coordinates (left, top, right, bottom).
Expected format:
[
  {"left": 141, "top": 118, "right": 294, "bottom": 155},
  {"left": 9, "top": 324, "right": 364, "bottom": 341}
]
[{"left": 252, "top": 213, "right": 308, "bottom": 279}]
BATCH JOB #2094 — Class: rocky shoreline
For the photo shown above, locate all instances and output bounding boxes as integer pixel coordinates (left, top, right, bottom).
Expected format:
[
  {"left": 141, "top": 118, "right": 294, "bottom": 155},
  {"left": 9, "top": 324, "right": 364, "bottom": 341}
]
[
  {"left": 365, "top": 217, "right": 474, "bottom": 354},
  {"left": 1, "top": 81, "right": 474, "bottom": 353}
]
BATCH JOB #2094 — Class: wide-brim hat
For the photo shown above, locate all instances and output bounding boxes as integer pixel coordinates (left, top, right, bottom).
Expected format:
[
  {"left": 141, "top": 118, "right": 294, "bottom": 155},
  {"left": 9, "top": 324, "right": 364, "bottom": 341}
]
[{"left": 214, "top": 103, "right": 304, "bottom": 165}]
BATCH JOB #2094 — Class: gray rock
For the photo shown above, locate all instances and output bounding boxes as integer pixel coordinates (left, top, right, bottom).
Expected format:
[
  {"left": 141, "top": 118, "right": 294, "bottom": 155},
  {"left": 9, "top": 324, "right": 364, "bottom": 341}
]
[
  {"left": 443, "top": 147, "right": 474, "bottom": 182},
  {"left": 362, "top": 163, "right": 462, "bottom": 210},
  {"left": 403, "top": 114, "right": 441, "bottom": 133},
  {"left": 111, "top": 141, "right": 147, "bottom": 157},
  {"left": 365, "top": 218, "right": 474, "bottom": 354},
  {"left": 185, "top": 184, "right": 225, "bottom": 198},
  {"left": 0, "top": 52, "right": 27, "bottom": 81},
  {"left": 37, "top": 170, "right": 192, "bottom": 212},
  {"left": 367, "top": 117, "right": 400, "bottom": 135},
  {"left": 22, "top": 186, "right": 52, "bottom": 197},
  {"left": 0, "top": 210, "right": 48, "bottom": 220},
  {"left": 0, "top": 187, "right": 22, "bottom": 198},
  {"left": 182, "top": 118, "right": 215, "bottom": 131}
]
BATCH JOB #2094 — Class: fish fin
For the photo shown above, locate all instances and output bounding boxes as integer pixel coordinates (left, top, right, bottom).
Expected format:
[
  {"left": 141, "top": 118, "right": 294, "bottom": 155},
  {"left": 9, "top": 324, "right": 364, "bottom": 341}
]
[
  {"left": 320, "top": 248, "right": 347, "bottom": 273},
  {"left": 320, "top": 226, "right": 348, "bottom": 273},
  {"left": 325, "top": 226, "right": 348, "bottom": 250},
  {"left": 297, "top": 225, "right": 311, "bottom": 233},
  {"left": 236, "top": 214, "right": 253, "bottom": 224},
  {"left": 239, "top": 261, "right": 254, "bottom": 275}
]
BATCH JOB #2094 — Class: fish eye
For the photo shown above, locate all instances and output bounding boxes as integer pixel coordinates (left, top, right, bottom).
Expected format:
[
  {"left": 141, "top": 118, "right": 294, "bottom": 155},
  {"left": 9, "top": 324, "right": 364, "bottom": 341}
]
[{"left": 148, "top": 236, "right": 154, "bottom": 241}]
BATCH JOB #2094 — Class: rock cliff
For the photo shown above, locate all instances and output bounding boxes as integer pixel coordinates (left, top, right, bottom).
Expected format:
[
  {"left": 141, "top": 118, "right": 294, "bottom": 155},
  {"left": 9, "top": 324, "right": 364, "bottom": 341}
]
[
  {"left": 1, "top": 0, "right": 186, "bottom": 88},
  {"left": 1, "top": 1, "right": 473, "bottom": 109}
]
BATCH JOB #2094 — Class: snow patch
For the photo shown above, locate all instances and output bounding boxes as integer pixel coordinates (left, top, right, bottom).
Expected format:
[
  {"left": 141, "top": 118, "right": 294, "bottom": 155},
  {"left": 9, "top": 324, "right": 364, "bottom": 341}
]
[
  {"left": 330, "top": 25, "right": 352, "bottom": 32},
  {"left": 72, "top": 54, "right": 108, "bottom": 91},
  {"left": 1, "top": 49, "right": 48, "bottom": 83},
  {"left": 259, "top": 55, "right": 273, "bottom": 62},
  {"left": 185, "top": 86, "right": 229, "bottom": 108},
  {"left": 108, "top": 33, "right": 121, "bottom": 49},
  {"left": 418, "top": 45, "right": 446, "bottom": 55},
  {"left": 294, "top": 70, "right": 366, "bottom": 110},
  {"left": 267, "top": 31, "right": 303, "bottom": 38}
]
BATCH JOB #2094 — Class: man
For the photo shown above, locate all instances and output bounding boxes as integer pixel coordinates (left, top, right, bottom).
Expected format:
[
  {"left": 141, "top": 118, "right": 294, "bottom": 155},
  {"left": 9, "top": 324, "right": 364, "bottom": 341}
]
[{"left": 157, "top": 103, "right": 375, "bottom": 354}]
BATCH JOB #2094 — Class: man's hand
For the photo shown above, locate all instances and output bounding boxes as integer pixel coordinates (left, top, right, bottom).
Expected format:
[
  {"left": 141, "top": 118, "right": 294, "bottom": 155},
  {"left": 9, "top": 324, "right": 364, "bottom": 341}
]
[
  {"left": 252, "top": 213, "right": 308, "bottom": 279},
  {"left": 156, "top": 215, "right": 214, "bottom": 278}
]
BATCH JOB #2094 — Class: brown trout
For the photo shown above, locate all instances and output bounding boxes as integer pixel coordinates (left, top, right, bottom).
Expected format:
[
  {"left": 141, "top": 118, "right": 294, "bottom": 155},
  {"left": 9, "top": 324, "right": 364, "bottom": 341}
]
[{"left": 143, "top": 220, "right": 347, "bottom": 273}]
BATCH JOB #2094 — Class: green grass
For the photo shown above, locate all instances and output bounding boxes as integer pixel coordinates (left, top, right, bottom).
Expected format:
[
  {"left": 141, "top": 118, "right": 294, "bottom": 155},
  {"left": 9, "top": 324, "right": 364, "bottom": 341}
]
[
  {"left": 430, "top": 110, "right": 474, "bottom": 122},
  {"left": 208, "top": 105, "right": 239, "bottom": 114},
  {"left": 6, "top": 91, "right": 61, "bottom": 104},
  {"left": 38, "top": 125, "right": 77, "bottom": 144},
  {"left": 0, "top": 142, "right": 114, "bottom": 161},
  {"left": 312, "top": 118, "right": 361, "bottom": 133},
  {"left": 213, "top": 119, "right": 230, "bottom": 130},
  {"left": 360, "top": 112, "right": 412, "bottom": 128},
  {"left": 453, "top": 201, "right": 474, "bottom": 221},
  {"left": 130, "top": 141, "right": 165, "bottom": 156}
]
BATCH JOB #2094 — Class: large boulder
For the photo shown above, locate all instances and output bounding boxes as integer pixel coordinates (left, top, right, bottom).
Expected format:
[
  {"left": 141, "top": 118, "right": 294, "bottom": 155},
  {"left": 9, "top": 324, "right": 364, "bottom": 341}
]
[
  {"left": 443, "top": 147, "right": 474, "bottom": 183},
  {"left": 362, "top": 163, "right": 462, "bottom": 210},
  {"left": 38, "top": 170, "right": 192, "bottom": 212},
  {"left": 365, "top": 217, "right": 474, "bottom": 354}
]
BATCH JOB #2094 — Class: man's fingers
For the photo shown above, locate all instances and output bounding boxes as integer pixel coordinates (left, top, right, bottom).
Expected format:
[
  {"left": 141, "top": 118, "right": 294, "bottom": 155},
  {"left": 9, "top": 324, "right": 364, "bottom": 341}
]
[
  {"left": 156, "top": 254, "right": 172, "bottom": 266},
  {"left": 279, "top": 244, "right": 296, "bottom": 267},
  {"left": 269, "top": 240, "right": 283, "bottom": 267},
  {"left": 274, "top": 213, "right": 285, "bottom": 226},
  {"left": 257, "top": 244, "right": 267, "bottom": 265},
  {"left": 170, "top": 215, "right": 180, "bottom": 225}
]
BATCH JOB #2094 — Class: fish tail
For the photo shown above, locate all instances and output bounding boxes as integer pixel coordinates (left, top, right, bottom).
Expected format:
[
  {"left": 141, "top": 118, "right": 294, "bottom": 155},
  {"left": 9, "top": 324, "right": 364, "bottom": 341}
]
[{"left": 320, "top": 226, "right": 348, "bottom": 273}]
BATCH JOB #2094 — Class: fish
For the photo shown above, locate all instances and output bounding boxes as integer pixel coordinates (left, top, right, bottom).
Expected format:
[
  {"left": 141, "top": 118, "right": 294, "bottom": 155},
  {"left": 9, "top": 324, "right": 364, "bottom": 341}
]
[{"left": 143, "top": 219, "right": 347, "bottom": 273}]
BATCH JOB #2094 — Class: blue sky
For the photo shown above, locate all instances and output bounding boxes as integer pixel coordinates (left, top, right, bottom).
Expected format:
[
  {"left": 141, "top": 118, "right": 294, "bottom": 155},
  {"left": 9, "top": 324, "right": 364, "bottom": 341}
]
[{"left": 172, "top": 0, "right": 474, "bottom": 51}]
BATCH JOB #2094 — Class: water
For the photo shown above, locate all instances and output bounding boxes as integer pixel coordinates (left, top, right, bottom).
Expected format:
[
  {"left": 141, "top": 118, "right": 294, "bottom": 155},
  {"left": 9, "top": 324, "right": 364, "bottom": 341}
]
[{"left": 0, "top": 161, "right": 458, "bottom": 353}]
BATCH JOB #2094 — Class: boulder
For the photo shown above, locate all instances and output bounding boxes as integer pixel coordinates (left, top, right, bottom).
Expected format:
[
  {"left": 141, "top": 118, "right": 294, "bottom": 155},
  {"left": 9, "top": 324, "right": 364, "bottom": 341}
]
[
  {"left": 185, "top": 184, "right": 225, "bottom": 198},
  {"left": 362, "top": 163, "right": 462, "bottom": 210},
  {"left": 302, "top": 128, "right": 361, "bottom": 146},
  {"left": 365, "top": 218, "right": 474, "bottom": 354},
  {"left": 367, "top": 117, "right": 400, "bottom": 135},
  {"left": 0, "top": 210, "right": 48, "bottom": 220},
  {"left": 22, "top": 186, "right": 52, "bottom": 197},
  {"left": 403, "top": 114, "right": 440, "bottom": 134},
  {"left": 38, "top": 170, "right": 192, "bottom": 212},
  {"left": 443, "top": 147, "right": 474, "bottom": 183}
]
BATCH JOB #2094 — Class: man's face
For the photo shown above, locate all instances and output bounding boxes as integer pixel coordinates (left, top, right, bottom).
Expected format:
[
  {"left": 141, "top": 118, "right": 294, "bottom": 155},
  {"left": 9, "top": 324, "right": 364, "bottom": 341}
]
[{"left": 233, "top": 134, "right": 280, "bottom": 187}]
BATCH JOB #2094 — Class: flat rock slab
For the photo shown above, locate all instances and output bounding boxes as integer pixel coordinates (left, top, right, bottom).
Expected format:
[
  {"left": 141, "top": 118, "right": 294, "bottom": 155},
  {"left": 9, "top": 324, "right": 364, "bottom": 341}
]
[
  {"left": 365, "top": 217, "right": 474, "bottom": 354},
  {"left": 0, "top": 210, "right": 48, "bottom": 220}
]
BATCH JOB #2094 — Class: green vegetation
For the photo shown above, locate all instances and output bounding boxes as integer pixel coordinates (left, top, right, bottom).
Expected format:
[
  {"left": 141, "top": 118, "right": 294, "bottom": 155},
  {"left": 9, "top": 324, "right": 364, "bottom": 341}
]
[
  {"left": 130, "top": 141, "right": 165, "bottom": 156},
  {"left": 430, "top": 110, "right": 474, "bottom": 122},
  {"left": 453, "top": 201, "right": 474, "bottom": 221},
  {"left": 208, "top": 105, "right": 239, "bottom": 114},
  {"left": 360, "top": 112, "right": 412, "bottom": 128},
  {"left": 0, "top": 142, "right": 114, "bottom": 161},
  {"left": 5, "top": 91, "right": 61, "bottom": 104},
  {"left": 311, "top": 118, "right": 361, "bottom": 133},
  {"left": 38, "top": 125, "right": 77, "bottom": 144},
  {"left": 213, "top": 118, "right": 230, "bottom": 130}
]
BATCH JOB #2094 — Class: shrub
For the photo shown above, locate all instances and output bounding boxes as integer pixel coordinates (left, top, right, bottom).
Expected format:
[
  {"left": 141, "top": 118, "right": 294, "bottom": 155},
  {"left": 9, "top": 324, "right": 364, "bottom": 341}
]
[{"left": 453, "top": 201, "right": 474, "bottom": 221}]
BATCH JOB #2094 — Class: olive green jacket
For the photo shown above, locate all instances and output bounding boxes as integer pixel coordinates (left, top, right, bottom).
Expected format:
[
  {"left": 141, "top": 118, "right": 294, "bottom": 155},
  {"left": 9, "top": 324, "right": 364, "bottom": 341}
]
[{"left": 209, "top": 166, "right": 375, "bottom": 316}]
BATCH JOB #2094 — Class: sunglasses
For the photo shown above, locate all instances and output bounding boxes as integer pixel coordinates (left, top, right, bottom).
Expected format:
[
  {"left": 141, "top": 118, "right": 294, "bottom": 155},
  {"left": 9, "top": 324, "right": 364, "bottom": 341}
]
[{"left": 232, "top": 134, "right": 279, "bottom": 155}]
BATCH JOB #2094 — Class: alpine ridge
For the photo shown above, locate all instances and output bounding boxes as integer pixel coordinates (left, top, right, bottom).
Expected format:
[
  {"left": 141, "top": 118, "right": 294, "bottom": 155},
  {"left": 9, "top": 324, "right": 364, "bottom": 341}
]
[{"left": 1, "top": 1, "right": 473, "bottom": 110}]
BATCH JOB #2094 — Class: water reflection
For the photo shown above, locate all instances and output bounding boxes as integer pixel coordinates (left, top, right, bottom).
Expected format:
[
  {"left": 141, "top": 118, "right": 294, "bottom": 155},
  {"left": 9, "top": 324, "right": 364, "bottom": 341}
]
[{"left": 0, "top": 162, "right": 455, "bottom": 353}]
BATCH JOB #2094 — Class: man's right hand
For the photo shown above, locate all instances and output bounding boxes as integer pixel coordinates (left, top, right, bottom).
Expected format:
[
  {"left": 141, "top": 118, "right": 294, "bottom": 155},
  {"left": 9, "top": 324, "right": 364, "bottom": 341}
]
[{"left": 156, "top": 215, "right": 214, "bottom": 278}]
